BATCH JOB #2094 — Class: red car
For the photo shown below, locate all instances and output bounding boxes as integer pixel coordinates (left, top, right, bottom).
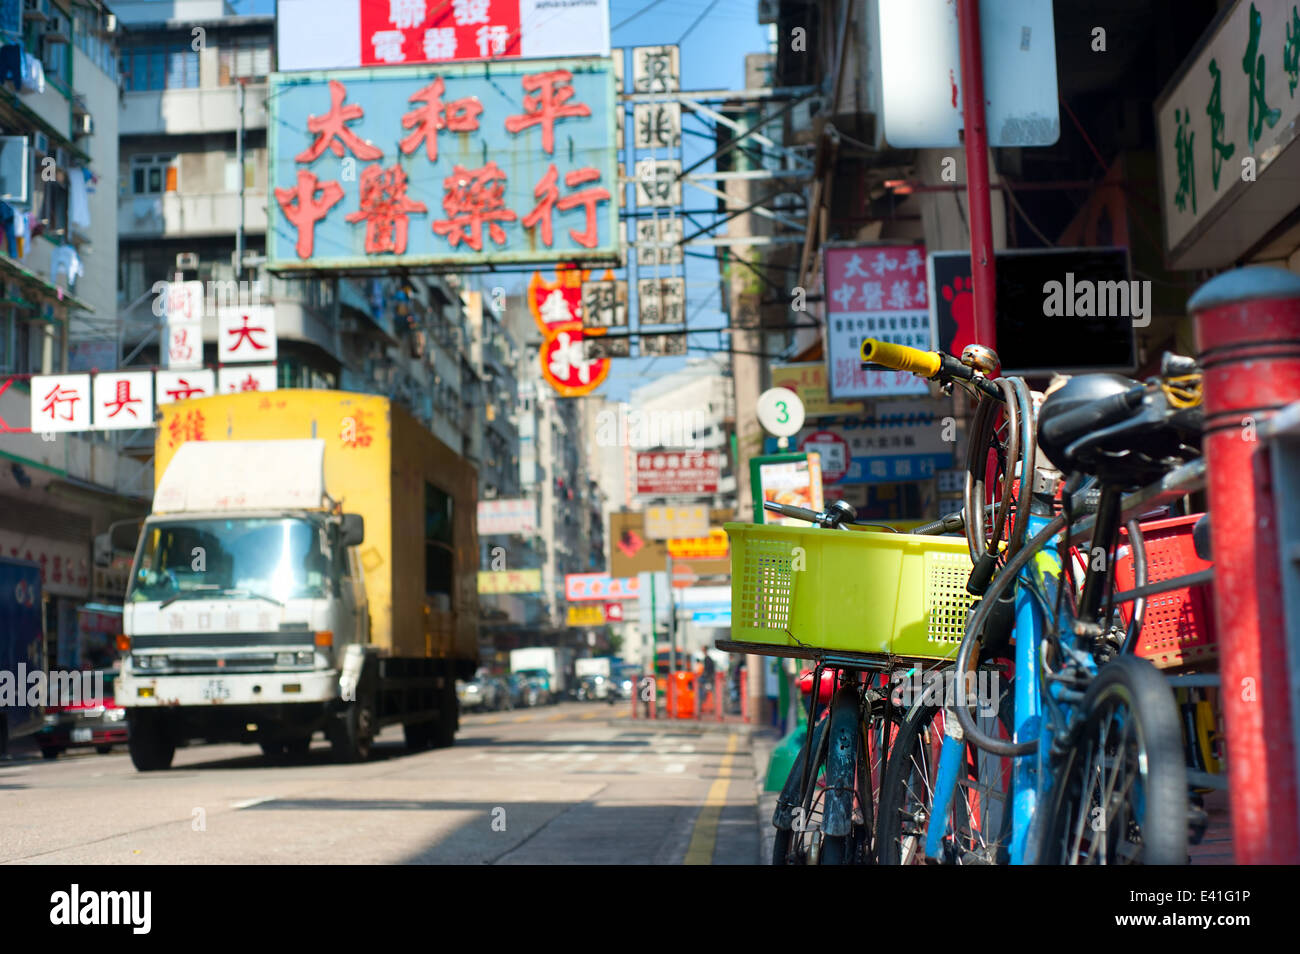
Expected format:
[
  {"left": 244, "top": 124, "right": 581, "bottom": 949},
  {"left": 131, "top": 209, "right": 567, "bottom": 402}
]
[{"left": 37, "top": 672, "right": 128, "bottom": 759}]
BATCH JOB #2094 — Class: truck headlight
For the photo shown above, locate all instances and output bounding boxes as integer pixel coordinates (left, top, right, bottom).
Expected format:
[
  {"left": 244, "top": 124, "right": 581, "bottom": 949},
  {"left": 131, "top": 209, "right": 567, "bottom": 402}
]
[
  {"left": 276, "top": 652, "right": 296, "bottom": 667},
  {"left": 296, "top": 651, "right": 315, "bottom": 666},
  {"left": 132, "top": 654, "right": 153, "bottom": 670}
]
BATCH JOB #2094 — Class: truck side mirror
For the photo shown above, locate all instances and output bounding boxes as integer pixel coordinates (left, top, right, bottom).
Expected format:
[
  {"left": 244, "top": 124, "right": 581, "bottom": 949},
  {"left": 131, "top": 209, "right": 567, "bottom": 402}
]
[
  {"left": 341, "top": 513, "right": 365, "bottom": 547},
  {"left": 93, "top": 533, "right": 113, "bottom": 568}
]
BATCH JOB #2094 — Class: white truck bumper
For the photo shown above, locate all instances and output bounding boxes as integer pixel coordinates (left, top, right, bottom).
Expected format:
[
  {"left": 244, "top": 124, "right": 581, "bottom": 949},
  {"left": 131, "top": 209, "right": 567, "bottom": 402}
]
[{"left": 121, "top": 670, "right": 341, "bottom": 708}]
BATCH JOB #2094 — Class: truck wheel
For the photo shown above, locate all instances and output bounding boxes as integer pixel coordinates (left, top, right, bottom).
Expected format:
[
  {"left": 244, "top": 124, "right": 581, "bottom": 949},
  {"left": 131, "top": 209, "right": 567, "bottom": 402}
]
[
  {"left": 431, "top": 691, "right": 457, "bottom": 749},
  {"left": 127, "top": 715, "right": 175, "bottom": 772},
  {"left": 403, "top": 722, "right": 433, "bottom": 751},
  {"left": 285, "top": 736, "right": 312, "bottom": 758},
  {"left": 260, "top": 742, "right": 286, "bottom": 760},
  {"left": 329, "top": 699, "right": 375, "bottom": 763}
]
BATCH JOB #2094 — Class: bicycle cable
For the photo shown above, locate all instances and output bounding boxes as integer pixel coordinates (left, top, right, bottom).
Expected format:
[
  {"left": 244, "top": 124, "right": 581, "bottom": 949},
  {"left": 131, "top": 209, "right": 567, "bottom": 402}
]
[{"left": 952, "top": 511, "right": 1070, "bottom": 757}]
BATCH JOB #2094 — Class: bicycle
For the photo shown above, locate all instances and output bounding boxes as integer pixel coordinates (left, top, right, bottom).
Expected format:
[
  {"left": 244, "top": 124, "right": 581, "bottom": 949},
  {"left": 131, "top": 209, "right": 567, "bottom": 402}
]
[
  {"left": 732, "top": 496, "right": 1003, "bottom": 865},
  {"left": 864, "top": 338, "right": 1199, "bottom": 865}
]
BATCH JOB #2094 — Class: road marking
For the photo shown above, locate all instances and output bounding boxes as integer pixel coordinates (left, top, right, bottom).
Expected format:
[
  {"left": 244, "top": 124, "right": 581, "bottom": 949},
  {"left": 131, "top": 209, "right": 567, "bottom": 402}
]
[
  {"left": 683, "top": 734, "right": 738, "bottom": 866},
  {"left": 581, "top": 711, "right": 601, "bottom": 720},
  {"left": 231, "top": 796, "right": 277, "bottom": 810},
  {"left": 546, "top": 712, "right": 567, "bottom": 721},
  {"left": 512, "top": 715, "right": 533, "bottom": 723}
]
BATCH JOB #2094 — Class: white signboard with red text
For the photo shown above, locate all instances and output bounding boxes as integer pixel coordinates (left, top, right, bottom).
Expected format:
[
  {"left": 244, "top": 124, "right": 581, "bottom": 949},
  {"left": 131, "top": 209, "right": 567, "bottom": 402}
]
[
  {"left": 92, "top": 372, "right": 153, "bottom": 430},
  {"left": 565, "top": 573, "right": 638, "bottom": 602},
  {"left": 165, "top": 321, "right": 203, "bottom": 370},
  {"left": 636, "top": 451, "right": 722, "bottom": 496},
  {"left": 218, "top": 306, "right": 277, "bottom": 364},
  {"left": 218, "top": 365, "right": 278, "bottom": 394},
  {"left": 277, "top": 0, "right": 612, "bottom": 72},
  {"left": 29, "top": 374, "right": 91, "bottom": 433},
  {"left": 824, "top": 244, "right": 931, "bottom": 401},
  {"left": 156, "top": 370, "right": 216, "bottom": 405}
]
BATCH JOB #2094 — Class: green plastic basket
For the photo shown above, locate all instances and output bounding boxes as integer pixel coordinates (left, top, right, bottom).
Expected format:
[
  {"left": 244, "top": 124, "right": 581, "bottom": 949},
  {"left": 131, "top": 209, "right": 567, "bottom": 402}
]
[{"left": 725, "top": 522, "right": 977, "bottom": 661}]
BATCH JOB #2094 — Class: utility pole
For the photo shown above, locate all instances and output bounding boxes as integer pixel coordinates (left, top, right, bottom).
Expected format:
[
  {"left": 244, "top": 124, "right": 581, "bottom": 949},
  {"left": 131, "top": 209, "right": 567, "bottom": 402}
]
[{"left": 957, "top": 0, "right": 997, "bottom": 352}]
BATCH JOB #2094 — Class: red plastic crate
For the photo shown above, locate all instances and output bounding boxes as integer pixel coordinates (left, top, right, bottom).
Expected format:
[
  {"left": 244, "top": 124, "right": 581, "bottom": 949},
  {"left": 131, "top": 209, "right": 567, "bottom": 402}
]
[{"left": 1114, "top": 515, "right": 1217, "bottom": 670}]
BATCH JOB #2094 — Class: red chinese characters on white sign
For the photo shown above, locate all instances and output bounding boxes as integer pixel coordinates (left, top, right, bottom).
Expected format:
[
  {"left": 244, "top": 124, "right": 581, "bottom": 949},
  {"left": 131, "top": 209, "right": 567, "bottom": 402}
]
[
  {"left": 29, "top": 374, "right": 91, "bottom": 433},
  {"left": 93, "top": 371, "right": 153, "bottom": 430},
  {"left": 218, "top": 306, "right": 277, "bottom": 363},
  {"left": 165, "top": 321, "right": 203, "bottom": 371},
  {"left": 218, "top": 365, "right": 278, "bottom": 394},
  {"left": 824, "top": 244, "right": 930, "bottom": 400},
  {"left": 359, "top": 0, "right": 522, "bottom": 66},
  {"left": 156, "top": 370, "right": 216, "bottom": 405},
  {"left": 636, "top": 451, "right": 722, "bottom": 497}
]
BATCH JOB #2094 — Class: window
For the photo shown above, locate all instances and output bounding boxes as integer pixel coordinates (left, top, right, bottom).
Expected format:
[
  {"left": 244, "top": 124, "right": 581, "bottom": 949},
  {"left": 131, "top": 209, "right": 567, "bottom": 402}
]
[
  {"left": 424, "top": 483, "right": 454, "bottom": 599},
  {"left": 120, "top": 44, "right": 198, "bottom": 91},
  {"left": 218, "top": 37, "right": 271, "bottom": 85},
  {"left": 0, "top": 306, "right": 35, "bottom": 375},
  {"left": 131, "top": 155, "right": 177, "bottom": 195}
]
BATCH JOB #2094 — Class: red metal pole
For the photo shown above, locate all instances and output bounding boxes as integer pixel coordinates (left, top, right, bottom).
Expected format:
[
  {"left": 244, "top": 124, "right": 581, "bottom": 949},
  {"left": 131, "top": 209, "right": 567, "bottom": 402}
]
[
  {"left": 956, "top": 0, "right": 998, "bottom": 352},
  {"left": 1191, "top": 266, "right": 1300, "bottom": 864}
]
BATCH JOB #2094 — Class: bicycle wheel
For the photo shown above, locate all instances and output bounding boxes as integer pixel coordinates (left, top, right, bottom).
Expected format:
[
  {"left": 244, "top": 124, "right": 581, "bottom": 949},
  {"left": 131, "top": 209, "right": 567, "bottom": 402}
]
[
  {"left": 1037, "top": 655, "right": 1187, "bottom": 865},
  {"left": 877, "top": 675, "right": 1014, "bottom": 865},
  {"left": 772, "top": 717, "right": 832, "bottom": 865}
]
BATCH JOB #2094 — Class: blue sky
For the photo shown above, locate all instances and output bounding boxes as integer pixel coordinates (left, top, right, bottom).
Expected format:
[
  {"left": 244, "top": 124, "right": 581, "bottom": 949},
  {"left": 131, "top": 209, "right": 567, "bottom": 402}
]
[{"left": 243, "top": 0, "right": 772, "bottom": 401}]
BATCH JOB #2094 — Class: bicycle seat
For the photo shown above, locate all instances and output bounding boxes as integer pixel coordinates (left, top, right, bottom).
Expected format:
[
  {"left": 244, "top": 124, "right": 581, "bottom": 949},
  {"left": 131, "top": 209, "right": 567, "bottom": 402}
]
[{"left": 1038, "top": 373, "right": 1201, "bottom": 486}]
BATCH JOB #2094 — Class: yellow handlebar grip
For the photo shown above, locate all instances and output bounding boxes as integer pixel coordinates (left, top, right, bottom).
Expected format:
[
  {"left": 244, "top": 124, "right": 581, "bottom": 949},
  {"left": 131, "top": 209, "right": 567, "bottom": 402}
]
[{"left": 860, "top": 338, "right": 943, "bottom": 378}]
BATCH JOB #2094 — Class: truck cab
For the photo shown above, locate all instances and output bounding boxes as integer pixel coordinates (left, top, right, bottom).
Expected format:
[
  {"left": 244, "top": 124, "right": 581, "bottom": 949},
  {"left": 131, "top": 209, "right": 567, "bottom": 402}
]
[{"left": 118, "top": 441, "right": 370, "bottom": 769}]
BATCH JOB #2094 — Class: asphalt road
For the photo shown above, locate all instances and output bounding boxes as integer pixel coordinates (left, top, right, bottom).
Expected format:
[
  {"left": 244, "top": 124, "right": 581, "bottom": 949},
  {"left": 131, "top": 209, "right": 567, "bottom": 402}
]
[{"left": 0, "top": 702, "right": 761, "bottom": 865}]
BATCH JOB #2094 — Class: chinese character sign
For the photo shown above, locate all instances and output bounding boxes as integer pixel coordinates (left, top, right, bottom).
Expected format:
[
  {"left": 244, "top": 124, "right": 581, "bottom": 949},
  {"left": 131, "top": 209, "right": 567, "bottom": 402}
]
[
  {"left": 277, "top": 0, "right": 611, "bottom": 72},
  {"left": 824, "top": 244, "right": 930, "bottom": 400},
  {"left": 165, "top": 320, "right": 203, "bottom": 370},
  {"left": 29, "top": 374, "right": 91, "bottom": 433},
  {"left": 268, "top": 59, "right": 619, "bottom": 270},
  {"left": 783, "top": 409, "right": 955, "bottom": 485},
  {"left": 1156, "top": 0, "right": 1300, "bottom": 267},
  {"left": 218, "top": 306, "right": 278, "bottom": 363},
  {"left": 156, "top": 370, "right": 216, "bottom": 406},
  {"left": 93, "top": 372, "right": 154, "bottom": 431},
  {"left": 636, "top": 451, "right": 722, "bottom": 496},
  {"left": 218, "top": 366, "right": 278, "bottom": 394},
  {"left": 528, "top": 267, "right": 611, "bottom": 396}
]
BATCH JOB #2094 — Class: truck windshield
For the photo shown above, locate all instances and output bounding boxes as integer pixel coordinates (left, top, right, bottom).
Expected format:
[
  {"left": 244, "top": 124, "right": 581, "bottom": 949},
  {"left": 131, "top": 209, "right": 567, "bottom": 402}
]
[{"left": 128, "top": 517, "right": 330, "bottom": 604}]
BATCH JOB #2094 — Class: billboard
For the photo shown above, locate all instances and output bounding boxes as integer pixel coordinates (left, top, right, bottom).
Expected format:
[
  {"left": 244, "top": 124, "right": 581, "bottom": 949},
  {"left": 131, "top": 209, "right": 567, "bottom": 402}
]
[
  {"left": 824, "top": 244, "right": 931, "bottom": 401},
  {"left": 635, "top": 450, "right": 722, "bottom": 496},
  {"left": 609, "top": 509, "right": 733, "bottom": 579},
  {"left": 565, "top": 573, "right": 637, "bottom": 601},
  {"left": 277, "top": 0, "right": 612, "bottom": 73},
  {"left": 927, "top": 248, "right": 1137, "bottom": 375},
  {"left": 477, "top": 498, "right": 538, "bottom": 535},
  {"left": 770, "top": 408, "right": 956, "bottom": 486},
  {"left": 477, "top": 569, "right": 542, "bottom": 593},
  {"left": 268, "top": 58, "right": 619, "bottom": 271}
]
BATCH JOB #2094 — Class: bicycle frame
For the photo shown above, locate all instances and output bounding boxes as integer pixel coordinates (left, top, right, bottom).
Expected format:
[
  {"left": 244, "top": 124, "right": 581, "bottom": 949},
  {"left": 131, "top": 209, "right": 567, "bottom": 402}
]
[{"left": 923, "top": 511, "right": 1100, "bottom": 864}]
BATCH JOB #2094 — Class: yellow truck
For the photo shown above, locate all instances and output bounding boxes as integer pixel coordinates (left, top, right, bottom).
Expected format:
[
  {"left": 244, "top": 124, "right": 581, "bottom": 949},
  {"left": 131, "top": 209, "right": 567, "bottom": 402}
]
[{"left": 115, "top": 390, "right": 478, "bottom": 770}]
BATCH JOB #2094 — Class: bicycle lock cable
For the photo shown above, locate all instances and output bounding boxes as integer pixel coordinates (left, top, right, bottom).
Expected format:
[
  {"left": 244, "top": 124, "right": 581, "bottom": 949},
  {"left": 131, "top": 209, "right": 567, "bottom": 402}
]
[{"left": 952, "top": 510, "right": 1070, "bottom": 757}]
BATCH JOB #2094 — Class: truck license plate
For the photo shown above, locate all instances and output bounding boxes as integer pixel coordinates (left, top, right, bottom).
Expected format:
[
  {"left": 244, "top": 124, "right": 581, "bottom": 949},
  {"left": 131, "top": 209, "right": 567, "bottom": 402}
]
[
  {"left": 202, "top": 679, "right": 231, "bottom": 702},
  {"left": 71, "top": 728, "right": 93, "bottom": 743}
]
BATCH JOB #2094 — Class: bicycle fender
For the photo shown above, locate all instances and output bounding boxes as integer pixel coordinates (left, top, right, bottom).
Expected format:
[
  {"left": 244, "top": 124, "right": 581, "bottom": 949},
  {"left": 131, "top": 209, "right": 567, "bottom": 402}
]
[
  {"left": 822, "top": 687, "right": 861, "bottom": 838},
  {"left": 773, "top": 718, "right": 828, "bottom": 830}
]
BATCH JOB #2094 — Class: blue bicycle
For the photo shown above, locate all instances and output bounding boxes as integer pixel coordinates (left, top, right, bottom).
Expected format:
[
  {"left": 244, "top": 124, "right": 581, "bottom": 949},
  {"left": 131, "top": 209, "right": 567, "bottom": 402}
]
[{"left": 869, "top": 340, "right": 1197, "bottom": 865}]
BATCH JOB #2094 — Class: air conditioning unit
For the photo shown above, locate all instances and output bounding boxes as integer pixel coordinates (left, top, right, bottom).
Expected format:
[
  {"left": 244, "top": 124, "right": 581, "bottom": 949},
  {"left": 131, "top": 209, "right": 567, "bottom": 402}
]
[
  {"left": 42, "top": 13, "right": 70, "bottom": 43},
  {"left": 175, "top": 252, "right": 199, "bottom": 271},
  {"left": 22, "top": 0, "right": 49, "bottom": 23},
  {"left": 73, "top": 113, "right": 93, "bottom": 138},
  {"left": 757, "top": 0, "right": 779, "bottom": 24}
]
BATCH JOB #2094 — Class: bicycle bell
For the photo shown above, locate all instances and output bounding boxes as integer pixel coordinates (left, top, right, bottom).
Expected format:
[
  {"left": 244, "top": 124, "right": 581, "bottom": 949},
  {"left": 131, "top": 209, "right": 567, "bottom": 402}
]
[{"left": 960, "top": 343, "right": 1000, "bottom": 375}]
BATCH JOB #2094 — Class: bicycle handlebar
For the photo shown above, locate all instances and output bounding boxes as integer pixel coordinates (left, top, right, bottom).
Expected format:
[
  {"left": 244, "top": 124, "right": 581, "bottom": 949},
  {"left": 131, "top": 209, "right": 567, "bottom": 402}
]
[
  {"left": 763, "top": 500, "right": 823, "bottom": 523},
  {"left": 860, "top": 338, "right": 943, "bottom": 378}
]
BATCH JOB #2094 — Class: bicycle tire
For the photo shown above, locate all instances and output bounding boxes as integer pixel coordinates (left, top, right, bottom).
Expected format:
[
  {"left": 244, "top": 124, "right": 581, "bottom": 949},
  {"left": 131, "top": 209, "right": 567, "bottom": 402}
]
[
  {"left": 1036, "top": 654, "right": 1188, "bottom": 865},
  {"left": 877, "top": 675, "right": 1014, "bottom": 865}
]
